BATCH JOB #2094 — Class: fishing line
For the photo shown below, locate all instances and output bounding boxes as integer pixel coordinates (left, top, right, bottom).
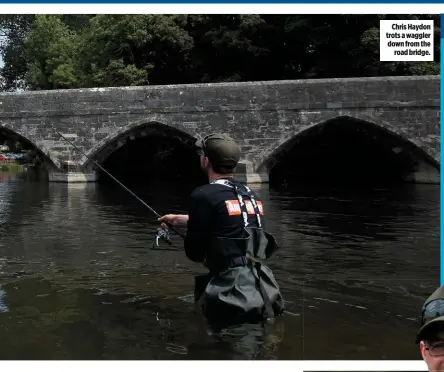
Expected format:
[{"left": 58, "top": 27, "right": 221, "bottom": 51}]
[{"left": 48, "top": 125, "right": 186, "bottom": 240}]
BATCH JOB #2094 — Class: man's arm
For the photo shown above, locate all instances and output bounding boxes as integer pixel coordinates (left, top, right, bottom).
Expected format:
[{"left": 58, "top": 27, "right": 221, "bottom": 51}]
[
  {"left": 158, "top": 214, "right": 189, "bottom": 227},
  {"left": 184, "top": 189, "right": 211, "bottom": 263}
]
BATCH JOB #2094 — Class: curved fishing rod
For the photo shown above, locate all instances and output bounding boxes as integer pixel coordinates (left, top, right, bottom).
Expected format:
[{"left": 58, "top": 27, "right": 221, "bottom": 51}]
[{"left": 49, "top": 126, "right": 186, "bottom": 240}]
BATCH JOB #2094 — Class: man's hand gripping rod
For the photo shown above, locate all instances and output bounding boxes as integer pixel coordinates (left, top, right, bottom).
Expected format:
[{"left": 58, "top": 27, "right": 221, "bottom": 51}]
[{"left": 49, "top": 125, "right": 185, "bottom": 240}]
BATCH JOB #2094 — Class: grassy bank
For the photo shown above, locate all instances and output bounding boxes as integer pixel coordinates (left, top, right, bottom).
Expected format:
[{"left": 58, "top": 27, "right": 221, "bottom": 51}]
[{"left": 0, "top": 163, "right": 24, "bottom": 173}]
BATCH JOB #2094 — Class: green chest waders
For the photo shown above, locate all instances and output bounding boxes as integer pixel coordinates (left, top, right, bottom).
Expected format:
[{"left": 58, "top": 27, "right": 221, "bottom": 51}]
[{"left": 194, "top": 179, "right": 283, "bottom": 323}]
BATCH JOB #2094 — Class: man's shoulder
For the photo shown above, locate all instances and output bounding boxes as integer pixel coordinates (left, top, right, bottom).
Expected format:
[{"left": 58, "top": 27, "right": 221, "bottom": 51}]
[
  {"left": 246, "top": 186, "right": 262, "bottom": 200},
  {"left": 239, "top": 183, "right": 263, "bottom": 201},
  {"left": 190, "top": 183, "right": 218, "bottom": 200},
  {"left": 191, "top": 179, "right": 260, "bottom": 200},
  {"left": 190, "top": 182, "right": 238, "bottom": 204},
  {"left": 190, "top": 181, "right": 263, "bottom": 202}
]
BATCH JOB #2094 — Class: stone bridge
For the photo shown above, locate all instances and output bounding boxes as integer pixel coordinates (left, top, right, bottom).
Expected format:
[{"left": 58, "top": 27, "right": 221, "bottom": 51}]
[{"left": 0, "top": 75, "right": 440, "bottom": 183}]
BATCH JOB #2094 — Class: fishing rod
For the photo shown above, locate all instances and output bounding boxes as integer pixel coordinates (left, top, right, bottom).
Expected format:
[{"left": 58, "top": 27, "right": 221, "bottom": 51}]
[{"left": 49, "top": 125, "right": 186, "bottom": 241}]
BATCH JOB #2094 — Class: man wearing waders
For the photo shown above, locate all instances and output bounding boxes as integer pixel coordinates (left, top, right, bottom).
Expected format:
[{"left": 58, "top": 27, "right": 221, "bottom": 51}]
[{"left": 158, "top": 133, "right": 284, "bottom": 327}]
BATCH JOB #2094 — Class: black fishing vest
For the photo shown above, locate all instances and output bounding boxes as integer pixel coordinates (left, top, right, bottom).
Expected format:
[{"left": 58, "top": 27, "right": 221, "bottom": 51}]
[{"left": 204, "top": 178, "right": 279, "bottom": 274}]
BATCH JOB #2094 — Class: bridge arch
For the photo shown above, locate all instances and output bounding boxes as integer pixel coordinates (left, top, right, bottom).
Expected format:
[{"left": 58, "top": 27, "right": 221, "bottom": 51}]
[
  {"left": 0, "top": 124, "right": 59, "bottom": 171},
  {"left": 83, "top": 119, "right": 199, "bottom": 169},
  {"left": 256, "top": 114, "right": 440, "bottom": 185},
  {"left": 82, "top": 119, "right": 205, "bottom": 183}
]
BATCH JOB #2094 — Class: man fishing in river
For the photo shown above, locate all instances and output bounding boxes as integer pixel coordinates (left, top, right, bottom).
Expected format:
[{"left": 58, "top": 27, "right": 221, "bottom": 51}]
[{"left": 158, "top": 133, "right": 284, "bottom": 328}]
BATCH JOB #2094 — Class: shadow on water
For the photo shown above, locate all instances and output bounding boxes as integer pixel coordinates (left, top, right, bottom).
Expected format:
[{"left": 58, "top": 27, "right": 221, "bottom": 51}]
[{"left": 0, "top": 176, "right": 439, "bottom": 360}]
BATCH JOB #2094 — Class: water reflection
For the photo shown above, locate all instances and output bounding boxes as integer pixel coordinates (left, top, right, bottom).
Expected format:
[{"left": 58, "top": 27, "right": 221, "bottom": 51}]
[{"left": 0, "top": 179, "right": 439, "bottom": 359}]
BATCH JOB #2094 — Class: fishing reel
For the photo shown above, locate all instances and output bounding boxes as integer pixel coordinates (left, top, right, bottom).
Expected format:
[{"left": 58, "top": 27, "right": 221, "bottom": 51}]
[{"left": 152, "top": 226, "right": 172, "bottom": 248}]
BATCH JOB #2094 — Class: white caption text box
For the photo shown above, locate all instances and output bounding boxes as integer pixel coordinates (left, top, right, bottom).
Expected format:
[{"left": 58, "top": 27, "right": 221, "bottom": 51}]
[{"left": 380, "top": 19, "right": 434, "bottom": 62}]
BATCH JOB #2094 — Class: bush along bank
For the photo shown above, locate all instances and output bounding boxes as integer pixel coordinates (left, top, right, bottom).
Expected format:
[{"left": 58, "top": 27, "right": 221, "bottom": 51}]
[{"left": 0, "top": 163, "right": 24, "bottom": 172}]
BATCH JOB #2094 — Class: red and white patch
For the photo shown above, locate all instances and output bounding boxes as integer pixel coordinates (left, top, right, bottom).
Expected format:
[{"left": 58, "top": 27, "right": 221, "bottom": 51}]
[
  {"left": 245, "top": 201, "right": 255, "bottom": 214},
  {"left": 256, "top": 201, "right": 264, "bottom": 215},
  {"left": 224, "top": 200, "right": 264, "bottom": 216},
  {"left": 225, "top": 200, "right": 242, "bottom": 215}
]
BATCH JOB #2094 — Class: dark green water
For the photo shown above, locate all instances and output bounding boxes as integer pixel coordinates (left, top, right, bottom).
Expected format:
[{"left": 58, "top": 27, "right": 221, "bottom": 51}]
[{"left": 0, "top": 177, "right": 439, "bottom": 359}]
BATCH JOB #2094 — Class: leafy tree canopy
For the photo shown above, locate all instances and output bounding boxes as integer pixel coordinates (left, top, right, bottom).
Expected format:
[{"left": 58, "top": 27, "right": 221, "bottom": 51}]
[{"left": 0, "top": 14, "right": 439, "bottom": 91}]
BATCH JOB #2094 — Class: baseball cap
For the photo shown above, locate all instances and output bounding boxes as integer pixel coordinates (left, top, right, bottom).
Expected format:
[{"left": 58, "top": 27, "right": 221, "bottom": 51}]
[
  {"left": 416, "top": 285, "right": 444, "bottom": 343},
  {"left": 195, "top": 133, "right": 240, "bottom": 168}
]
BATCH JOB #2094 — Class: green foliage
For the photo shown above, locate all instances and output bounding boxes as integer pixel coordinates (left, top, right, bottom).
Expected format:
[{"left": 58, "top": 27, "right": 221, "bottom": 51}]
[
  {"left": 0, "top": 15, "right": 35, "bottom": 91},
  {"left": 0, "top": 163, "right": 23, "bottom": 172},
  {"left": 24, "top": 15, "right": 83, "bottom": 89},
  {"left": 79, "top": 14, "right": 193, "bottom": 87},
  {"left": 0, "top": 14, "right": 440, "bottom": 91}
]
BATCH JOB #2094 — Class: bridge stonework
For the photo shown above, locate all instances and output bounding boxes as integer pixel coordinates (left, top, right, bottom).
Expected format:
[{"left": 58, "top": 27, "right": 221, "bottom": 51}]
[{"left": 0, "top": 75, "right": 440, "bottom": 183}]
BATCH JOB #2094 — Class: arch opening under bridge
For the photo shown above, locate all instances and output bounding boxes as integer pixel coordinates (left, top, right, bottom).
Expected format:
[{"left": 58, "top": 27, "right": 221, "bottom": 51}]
[
  {"left": 0, "top": 125, "right": 59, "bottom": 179},
  {"left": 84, "top": 121, "right": 208, "bottom": 187},
  {"left": 257, "top": 116, "right": 440, "bottom": 188}
]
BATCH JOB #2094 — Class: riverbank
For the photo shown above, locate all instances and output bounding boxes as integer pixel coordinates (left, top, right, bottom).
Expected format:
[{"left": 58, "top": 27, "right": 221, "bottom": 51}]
[{"left": 0, "top": 163, "right": 24, "bottom": 173}]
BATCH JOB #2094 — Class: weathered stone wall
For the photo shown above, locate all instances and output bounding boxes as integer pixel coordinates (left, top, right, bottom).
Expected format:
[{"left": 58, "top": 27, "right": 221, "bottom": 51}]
[{"left": 0, "top": 75, "right": 439, "bottom": 182}]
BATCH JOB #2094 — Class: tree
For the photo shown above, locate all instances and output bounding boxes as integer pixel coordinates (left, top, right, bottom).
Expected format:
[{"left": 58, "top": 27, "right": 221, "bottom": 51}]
[
  {"left": 0, "top": 15, "right": 35, "bottom": 91},
  {"left": 79, "top": 14, "right": 194, "bottom": 87},
  {"left": 24, "top": 15, "right": 82, "bottom": 89},
  {"left": 0, "top": 14, "right": 440, "bottom": 91}
]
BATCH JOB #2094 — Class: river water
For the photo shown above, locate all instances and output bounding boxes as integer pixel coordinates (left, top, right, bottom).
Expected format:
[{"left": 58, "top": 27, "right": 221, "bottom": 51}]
[{"left": 0, "top": 175, "right": 439, "bottom": 360}]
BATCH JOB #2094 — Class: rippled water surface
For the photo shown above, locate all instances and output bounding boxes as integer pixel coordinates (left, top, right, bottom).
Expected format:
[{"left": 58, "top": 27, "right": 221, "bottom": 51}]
[{"left": 0, "top": 177, "right": 439, "bottom": 360}]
